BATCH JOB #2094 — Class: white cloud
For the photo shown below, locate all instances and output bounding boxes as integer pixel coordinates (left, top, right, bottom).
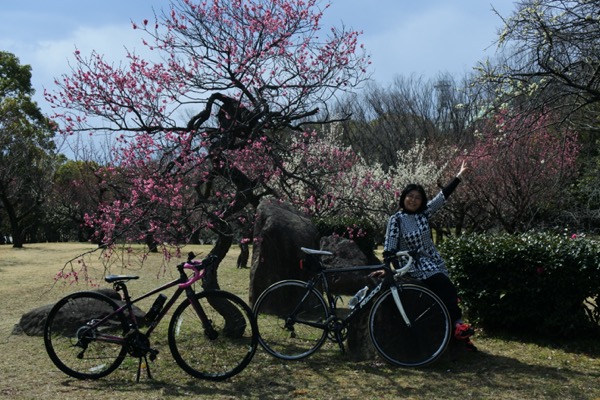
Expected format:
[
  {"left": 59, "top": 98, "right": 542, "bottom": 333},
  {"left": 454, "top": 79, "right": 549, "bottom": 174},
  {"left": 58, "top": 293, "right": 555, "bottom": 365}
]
[
  {"left": 358, "top": 2, "right": 508, "bottom": 84},
  {"left": 2, "top": 0, "right": 515, "bottom": 110}
]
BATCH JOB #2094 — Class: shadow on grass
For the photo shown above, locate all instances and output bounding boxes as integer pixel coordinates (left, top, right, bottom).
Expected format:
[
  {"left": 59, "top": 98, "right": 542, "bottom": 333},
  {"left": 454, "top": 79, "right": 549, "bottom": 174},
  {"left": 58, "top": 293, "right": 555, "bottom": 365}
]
[
  {"left": 51, "top": 338, "right": 600, "bottom": 399},
  {"left": 58, "top": 378, "right": 248, "bottom": 398},
  {"left": 345, "top": 340, "right": 600, "bottom": 398}
]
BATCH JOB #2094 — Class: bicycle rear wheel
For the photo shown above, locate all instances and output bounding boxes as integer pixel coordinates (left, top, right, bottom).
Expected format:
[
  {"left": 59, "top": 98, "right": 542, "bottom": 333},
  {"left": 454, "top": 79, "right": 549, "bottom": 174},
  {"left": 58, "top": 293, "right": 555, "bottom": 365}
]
[
  {"left": 168, "top": 290, "right": 257, "bottom": 381},
  {"left": 253, "top": 280, "right": 329, "bottom": 360},
  {"left": 43, "top": 291, "right": 128, "bottom": 379},
  {"left": 369, "top": 284, "right": 451, "bottom": 367}
]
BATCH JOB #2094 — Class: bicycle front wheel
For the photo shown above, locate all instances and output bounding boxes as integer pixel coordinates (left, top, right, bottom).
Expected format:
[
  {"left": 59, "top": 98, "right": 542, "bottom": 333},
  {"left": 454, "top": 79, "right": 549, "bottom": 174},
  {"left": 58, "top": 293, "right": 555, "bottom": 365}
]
[
  {"left": 43, "top": 291, "right": 128, "bottom": 379},
  {"left": 168, "top": 290, "right": 257, "bottom": 381},
  {"left": 369, "top": 284, "right": 451, "bottom": 367},
  {"left": 253, "top": 280, "right": 329, "bottom": 360}
]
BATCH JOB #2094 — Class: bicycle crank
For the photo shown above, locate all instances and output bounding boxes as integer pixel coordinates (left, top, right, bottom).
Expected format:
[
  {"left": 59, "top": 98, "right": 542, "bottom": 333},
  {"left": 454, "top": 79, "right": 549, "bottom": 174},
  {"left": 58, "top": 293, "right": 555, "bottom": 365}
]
[
  {"left": 125, "top": 331, "right": 157, "bottom": 358},
  {"left": 326, "top": 318, "right": 347, "bottom": 343}
]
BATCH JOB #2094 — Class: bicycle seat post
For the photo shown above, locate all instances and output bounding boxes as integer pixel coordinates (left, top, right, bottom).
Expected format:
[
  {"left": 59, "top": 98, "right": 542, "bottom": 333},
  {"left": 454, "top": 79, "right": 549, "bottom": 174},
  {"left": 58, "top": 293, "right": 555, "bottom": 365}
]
[{"left": 113, "top": 281, "right": 131, "bottom": 303}]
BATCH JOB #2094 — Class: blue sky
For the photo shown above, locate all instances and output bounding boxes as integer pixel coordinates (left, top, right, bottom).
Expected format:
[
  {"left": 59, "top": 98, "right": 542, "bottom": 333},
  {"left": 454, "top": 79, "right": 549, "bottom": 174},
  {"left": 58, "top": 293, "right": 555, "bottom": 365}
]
[{"left": 1, "top": 0, "right": 517, "bottom": 115}]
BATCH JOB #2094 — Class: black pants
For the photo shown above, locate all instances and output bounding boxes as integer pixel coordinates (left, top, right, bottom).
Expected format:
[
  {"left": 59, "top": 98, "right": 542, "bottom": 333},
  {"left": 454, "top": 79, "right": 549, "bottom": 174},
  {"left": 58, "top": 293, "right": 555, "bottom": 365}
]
[{"left": 422, "top": 273, "right": 462, "bottom": 324}]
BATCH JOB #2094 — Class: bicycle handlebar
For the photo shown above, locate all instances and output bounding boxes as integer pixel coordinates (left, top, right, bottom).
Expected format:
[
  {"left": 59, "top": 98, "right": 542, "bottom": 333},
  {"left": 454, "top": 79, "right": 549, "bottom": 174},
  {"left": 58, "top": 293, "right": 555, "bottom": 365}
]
[
  {"left": 178, "top": 254, "right": 217, "bottom": 288},
  {"left": 390, "top": 250, "right": 415, "bottom": 277}
]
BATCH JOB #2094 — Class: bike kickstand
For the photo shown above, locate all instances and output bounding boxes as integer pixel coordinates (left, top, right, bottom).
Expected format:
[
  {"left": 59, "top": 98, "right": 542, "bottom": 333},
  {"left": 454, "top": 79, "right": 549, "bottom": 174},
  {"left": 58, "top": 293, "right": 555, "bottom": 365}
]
[
  {"left": 336, "top": 332, "right": 346, "bottom": 354},
  {"left": 136, "top": 355, "right": 153, "bottom": 382}
]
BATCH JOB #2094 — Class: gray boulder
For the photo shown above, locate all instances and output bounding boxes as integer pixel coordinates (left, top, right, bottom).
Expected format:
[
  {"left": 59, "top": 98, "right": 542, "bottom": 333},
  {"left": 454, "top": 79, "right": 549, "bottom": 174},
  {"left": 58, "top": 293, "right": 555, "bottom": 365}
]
[
  {"left": 319, "top": 236, "right": 377, "bottom": 295},
  {"left": 13, "top": 288, "right": 145, "bottom": 336},
  {"left": 248, "top": 198, "right": 320, "bottom": 306}
]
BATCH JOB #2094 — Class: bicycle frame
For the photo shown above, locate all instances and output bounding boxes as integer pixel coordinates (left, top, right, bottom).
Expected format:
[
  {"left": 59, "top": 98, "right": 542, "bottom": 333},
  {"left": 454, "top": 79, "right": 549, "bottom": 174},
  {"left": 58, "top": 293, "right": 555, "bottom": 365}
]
[
  {"left": 299, "top": 250, "right": 416, "bottom": 331},
  {"left": 79, "top": 260, "right": 212, "bottom": 347},
  {"left": 295, "top": 263, "right": 388, "bottom": 331}
]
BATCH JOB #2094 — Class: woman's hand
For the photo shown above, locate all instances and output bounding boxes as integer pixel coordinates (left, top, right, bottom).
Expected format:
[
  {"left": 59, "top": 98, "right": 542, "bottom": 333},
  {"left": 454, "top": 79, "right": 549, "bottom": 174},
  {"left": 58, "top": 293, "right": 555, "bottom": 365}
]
[
  {"left": 456, "top": 160, "right": 469, "bottom": 178},
  {"left": 369, "top": 269, "right": 386, "bottom": 278}
]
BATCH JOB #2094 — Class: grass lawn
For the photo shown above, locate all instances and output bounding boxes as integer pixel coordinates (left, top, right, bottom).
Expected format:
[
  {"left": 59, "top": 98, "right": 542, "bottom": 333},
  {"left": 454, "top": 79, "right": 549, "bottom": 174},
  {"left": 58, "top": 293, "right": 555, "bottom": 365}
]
[{"left": 1, "top": 243, "right": 599, "bottom": 400}]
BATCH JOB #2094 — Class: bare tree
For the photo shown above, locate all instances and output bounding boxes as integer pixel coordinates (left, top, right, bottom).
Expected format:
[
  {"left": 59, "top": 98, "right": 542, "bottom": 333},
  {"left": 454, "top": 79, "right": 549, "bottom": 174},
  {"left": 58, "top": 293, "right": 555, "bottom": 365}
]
[
  {"left": 478, "top": 0, "right": 600, "bottom": 126},
  {"left": 335, "top": 74, "right": 483, "bottom": 171}
]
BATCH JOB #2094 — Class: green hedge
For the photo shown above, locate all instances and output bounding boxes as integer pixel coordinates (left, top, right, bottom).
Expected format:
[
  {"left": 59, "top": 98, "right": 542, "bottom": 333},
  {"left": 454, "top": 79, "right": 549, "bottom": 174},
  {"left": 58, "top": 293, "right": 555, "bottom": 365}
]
[{"left": 439, "top": 232, "right": 600, "bottom": 338}]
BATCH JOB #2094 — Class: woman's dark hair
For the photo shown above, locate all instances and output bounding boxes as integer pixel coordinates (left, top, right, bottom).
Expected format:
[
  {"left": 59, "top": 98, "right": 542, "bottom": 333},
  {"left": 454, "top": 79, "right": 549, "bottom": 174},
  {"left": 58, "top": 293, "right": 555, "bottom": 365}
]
[{"left": 399, "top": 184, "right": 427, "bottom": 213}]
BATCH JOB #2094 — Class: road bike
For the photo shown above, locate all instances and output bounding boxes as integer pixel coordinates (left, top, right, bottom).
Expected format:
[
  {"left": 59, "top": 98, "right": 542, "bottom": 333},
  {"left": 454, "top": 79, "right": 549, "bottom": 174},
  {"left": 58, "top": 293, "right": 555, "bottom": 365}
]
[
  {"left": 44, "top": 253, "right": 258, "bottom": 381},
  {"left": 253, "top": 248, "right": 451, "bottom": 367}
]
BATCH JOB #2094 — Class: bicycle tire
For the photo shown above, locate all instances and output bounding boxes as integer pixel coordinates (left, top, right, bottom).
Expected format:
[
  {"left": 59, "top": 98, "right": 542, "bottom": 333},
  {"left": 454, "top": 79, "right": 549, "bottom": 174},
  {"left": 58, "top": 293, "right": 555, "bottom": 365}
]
[
  {"left": 369, "top": 284, "right": 451, "bottom": 367},
  {"left": 253, "top": 280, "right": 329, "bottom": 360},
  {"left": 43, "top": 291, "right": 129, "bottom": 379},
  {"left": 168, "top": 290, "right": 258, "bottom": 381}
]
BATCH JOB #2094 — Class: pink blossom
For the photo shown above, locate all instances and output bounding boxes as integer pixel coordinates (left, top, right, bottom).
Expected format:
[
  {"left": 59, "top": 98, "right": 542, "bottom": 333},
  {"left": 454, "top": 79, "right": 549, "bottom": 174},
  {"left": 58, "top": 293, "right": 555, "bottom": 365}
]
[{"left": 46, "top": 0, "right": 370, "bottom": 259}]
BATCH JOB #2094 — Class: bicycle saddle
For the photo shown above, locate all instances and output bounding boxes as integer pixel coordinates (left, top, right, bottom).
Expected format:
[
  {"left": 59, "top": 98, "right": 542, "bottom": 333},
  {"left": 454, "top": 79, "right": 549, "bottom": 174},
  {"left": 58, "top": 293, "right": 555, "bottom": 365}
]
[
  {"left": 300, "top": 247, "right": 333, "bottom": 256},
  {"left": 104, "top": 274, "right": 140, "bottom": 283}
]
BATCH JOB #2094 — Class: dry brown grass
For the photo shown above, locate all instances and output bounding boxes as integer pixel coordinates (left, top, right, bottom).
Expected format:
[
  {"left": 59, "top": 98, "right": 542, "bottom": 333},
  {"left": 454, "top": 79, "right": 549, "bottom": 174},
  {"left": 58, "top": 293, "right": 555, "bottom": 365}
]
[{"left": 1, "top": 243, "right": 599, "bottom": 400}]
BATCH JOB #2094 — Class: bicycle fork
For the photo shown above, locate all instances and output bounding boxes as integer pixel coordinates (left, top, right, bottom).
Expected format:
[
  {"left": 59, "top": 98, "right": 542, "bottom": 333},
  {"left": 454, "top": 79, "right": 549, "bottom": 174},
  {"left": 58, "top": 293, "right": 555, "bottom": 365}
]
[
  {"left": 390, "top": 286, "right": 412, "bottom": 327},
  {"left": 187, "top": 289, "right": 219, "bottom": 340}
]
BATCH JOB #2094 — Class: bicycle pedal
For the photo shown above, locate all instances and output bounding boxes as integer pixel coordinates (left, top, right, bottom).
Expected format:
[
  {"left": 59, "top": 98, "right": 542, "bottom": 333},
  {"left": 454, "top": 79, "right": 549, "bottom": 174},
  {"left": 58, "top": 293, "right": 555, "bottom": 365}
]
[{"left": 149, "top": 350, "right": 159, "bottom": 361}]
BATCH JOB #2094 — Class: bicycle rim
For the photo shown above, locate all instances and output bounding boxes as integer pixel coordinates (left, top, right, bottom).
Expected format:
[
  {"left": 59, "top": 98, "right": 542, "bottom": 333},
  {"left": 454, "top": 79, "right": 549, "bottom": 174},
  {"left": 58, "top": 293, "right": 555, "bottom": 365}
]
[
  {"left": 369, "top": 285, "right": 451, "bottom": 367},
  {"left": 253, "top": 280, "right": 328, "bottom": 360},
  {"left": 168, "top": 290, "right": 257, "bottom": 381},
  {"left": 43, "top": 291, "right": 128, "bottom": 379}
]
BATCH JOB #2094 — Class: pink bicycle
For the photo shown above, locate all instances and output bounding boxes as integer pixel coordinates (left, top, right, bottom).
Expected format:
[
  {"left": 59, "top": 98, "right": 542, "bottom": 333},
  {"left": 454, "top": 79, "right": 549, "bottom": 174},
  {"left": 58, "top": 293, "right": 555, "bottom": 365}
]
[{"left": 43, "top": 253, "right": 257, "bottom": 381}]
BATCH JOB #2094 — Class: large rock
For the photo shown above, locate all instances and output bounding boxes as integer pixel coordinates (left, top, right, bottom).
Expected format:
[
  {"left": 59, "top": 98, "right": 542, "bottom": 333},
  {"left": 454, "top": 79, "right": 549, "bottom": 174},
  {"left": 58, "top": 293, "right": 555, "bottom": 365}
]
[
  {"left": 319, "top": 236, "right": 377, "bottom": 295},
  {"left": 248, "top": 198, "right": 320, "bottom": 306},
  {"left": 248, "top": 200, "right": 382, "bottom": 360},
  {"left": 13, "top": 288, "right": 145, "bottom": 336}
]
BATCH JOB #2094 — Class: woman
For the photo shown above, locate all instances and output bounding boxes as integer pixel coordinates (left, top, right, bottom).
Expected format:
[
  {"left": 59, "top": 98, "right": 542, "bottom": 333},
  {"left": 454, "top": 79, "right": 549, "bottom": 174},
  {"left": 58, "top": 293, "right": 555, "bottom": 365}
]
[{"left": 371, "top": 161, "right": 476, "bottom": 350}]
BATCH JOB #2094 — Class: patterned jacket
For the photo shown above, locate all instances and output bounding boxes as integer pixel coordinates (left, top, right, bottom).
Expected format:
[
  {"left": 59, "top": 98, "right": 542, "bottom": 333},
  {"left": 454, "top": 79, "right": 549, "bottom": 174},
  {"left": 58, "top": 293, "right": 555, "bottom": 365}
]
[{"left": 383, "top": 178, "right": 460, "bottom": 280}]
